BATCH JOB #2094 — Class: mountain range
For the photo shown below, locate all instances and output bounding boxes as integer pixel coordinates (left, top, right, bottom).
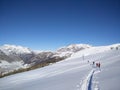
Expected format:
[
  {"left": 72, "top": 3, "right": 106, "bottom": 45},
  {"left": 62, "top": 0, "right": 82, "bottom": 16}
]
[{"left": 0, "top": 44, "right": 91, "bottom": 76}]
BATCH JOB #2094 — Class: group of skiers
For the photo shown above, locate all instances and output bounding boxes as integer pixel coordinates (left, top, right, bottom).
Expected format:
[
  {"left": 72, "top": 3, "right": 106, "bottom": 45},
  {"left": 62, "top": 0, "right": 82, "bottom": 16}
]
[{"left": 93, "top": 61, "right": 101, "bottom": 68}]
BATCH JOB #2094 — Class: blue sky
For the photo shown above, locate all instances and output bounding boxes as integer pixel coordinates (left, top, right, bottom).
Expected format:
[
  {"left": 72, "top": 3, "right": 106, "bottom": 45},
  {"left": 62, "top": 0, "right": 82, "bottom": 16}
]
[{"left": 0, "top": 0, "right": 120, "bottom": 50}]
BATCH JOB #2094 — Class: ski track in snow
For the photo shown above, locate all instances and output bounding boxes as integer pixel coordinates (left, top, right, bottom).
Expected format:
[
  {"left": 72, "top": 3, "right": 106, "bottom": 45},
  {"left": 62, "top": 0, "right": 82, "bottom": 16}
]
[{"left": 78, "top": 67, "right": 100, "bottom": 90}]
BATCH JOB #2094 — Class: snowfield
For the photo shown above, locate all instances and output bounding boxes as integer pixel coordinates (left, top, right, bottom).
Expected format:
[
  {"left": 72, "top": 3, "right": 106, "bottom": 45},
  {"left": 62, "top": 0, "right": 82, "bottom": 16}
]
[{"left": 0, "top": 44, "right": 120, "bottom": 90}]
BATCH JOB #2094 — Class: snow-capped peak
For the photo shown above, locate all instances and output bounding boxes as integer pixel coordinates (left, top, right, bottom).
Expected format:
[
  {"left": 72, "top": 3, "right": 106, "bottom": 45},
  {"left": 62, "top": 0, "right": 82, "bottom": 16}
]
[
  {"left": 57, "top": 44, "right": 92, "bottom": 53},
  {"left": 54, "top": 44, "right": 92, "bottom": 57},
  {"left": 0, "top": 44, "right": 32, "bottom": 55},
  {"left": 67, "top": 44, "right": 91, "bottom": 48}
]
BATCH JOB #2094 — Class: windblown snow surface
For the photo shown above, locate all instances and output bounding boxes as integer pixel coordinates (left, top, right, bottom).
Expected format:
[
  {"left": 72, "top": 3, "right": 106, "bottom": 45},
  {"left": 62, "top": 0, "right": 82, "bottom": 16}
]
[{"left": 0, "top": 45, "right": 120, "bottom": 90}]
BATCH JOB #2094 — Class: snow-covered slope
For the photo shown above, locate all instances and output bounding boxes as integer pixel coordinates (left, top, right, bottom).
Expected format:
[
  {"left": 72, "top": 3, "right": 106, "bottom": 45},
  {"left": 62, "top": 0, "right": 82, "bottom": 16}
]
[
  {"left": 0, "top": 43, "right": 120, "bottom": 90},
  {"left": 71, "top": 43, "right": 120, "bottom": 59}
]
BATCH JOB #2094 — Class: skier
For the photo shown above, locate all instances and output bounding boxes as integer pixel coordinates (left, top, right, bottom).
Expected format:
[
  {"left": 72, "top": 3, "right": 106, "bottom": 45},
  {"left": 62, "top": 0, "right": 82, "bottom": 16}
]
[
  {"left": 88, "top": 60, "right": 89, "bottom": 63},
  {"left": 96, "top": 63, "right": 98, "bottom": 67},
  {"left": 98, "top": 62, "right": 101, "bottom": 68}
]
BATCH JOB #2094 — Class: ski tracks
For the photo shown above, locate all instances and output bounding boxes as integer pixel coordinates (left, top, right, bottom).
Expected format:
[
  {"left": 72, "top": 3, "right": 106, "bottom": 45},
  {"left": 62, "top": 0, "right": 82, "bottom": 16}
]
[{"left": 77, "top": 68, "right": 100, "bottom": 90}]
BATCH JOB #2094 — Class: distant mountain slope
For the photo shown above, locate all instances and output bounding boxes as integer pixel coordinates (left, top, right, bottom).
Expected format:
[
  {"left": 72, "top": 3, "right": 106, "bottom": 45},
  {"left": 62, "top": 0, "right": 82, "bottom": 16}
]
[
  {"left": 0, "top": 44, "right": 91, "bottom": 64},
  {"left": 55, "top": 44, "right": 91, "bottom": 57},
  {"left": 0, "top": 44, "right": 32, "bottom": 55},
  {"left": 57, "top": 44, "right": 91, "bottom": 52},
  {"left": 0, "top": 50, "right": 13, "bottom": 62}
]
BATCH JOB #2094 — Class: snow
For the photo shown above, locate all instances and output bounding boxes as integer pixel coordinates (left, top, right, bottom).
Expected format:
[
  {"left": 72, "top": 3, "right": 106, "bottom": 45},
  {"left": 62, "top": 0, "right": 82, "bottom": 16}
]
[
  {"left": 0, "top": 60, "right": 24, "bottom": 74},
  {"left": 93, "top": 52, "right": 120, "bottom": 90},
  {"left": 67, "top": 44, "right": 91, "bottom": 49},
  {"left": 0, "top": 44, "right": 120, "bottom": 90},
  {"left": 57, "top": 44, "right": 91, "bottom": 53},
  {"left": 0, "top": 44, "right": 32, "bottom": 55},
  {"left": 80, "top": 69, "right": 94, "bottom": 90},
  {"left": 70, "top": 46, "right": 111, "bottom": 59},
  {"left": 0, "top": 60, "right": 23, "bottom": 68},
  {"left": 55, "top": 44, "right": 91, "bottom": 57},
  {"left": 108, "top": 43, "right": 120, "bottom": 47},
  {"left": 54, "top": 51, "right": 73, "bottom": 57}
]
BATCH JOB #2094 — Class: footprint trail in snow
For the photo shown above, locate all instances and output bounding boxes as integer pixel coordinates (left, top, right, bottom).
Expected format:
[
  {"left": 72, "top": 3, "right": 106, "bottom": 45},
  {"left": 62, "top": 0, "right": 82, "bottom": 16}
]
[{"left": 77, "top": 67, "right": 101, "bottom": 90}]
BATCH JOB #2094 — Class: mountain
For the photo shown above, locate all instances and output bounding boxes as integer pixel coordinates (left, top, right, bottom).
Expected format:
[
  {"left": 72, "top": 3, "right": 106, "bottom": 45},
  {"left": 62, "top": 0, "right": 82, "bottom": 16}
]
[
  {"left": 55, "top": 44, "right": 91, "bottom": 57},
  {"left": 0, "top": 43, "right": 120, "bottom": 90},
  {"left": 0, "top": 50, "right": 13, "bottom": 62},
  {"left": 0, "top": 44, "right": 91, "bottom": 76},
  {"left": 0, "top": 44, "right": 32, "bottom": 55},
  {"left": 57, "top": 44, "right": 91, "bottom": 52},
  {"left": 0, "top": 43, "right": 119, "bottom": 77},
  {"left": 0, "top": 44, "right": 34, "bottom": 63}
]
